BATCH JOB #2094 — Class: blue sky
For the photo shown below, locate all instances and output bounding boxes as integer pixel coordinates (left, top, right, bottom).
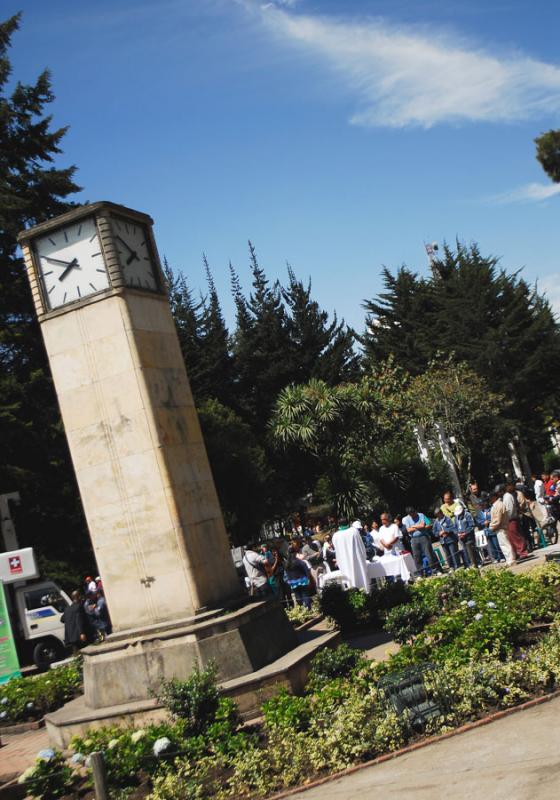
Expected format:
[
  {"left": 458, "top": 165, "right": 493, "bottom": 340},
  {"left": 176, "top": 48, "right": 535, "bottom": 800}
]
[{"left": 7, "top": 0, "right": 560, "bottom": 330}]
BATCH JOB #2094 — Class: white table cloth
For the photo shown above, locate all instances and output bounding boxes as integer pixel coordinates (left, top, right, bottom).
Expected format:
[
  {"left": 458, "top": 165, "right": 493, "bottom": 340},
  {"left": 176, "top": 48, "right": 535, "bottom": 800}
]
[
  {"left": 320, "top": 552, "right": 416, "bottom": 591},
  {"left": 368, "top": 553, "right": 416, "bottom": 583}
]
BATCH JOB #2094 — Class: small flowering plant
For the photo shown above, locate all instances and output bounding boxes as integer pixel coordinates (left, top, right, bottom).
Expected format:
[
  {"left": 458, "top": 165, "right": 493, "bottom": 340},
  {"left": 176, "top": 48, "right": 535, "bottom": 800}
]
[{"left": 18, "top": 749, "right": 76, "bottom": 799}]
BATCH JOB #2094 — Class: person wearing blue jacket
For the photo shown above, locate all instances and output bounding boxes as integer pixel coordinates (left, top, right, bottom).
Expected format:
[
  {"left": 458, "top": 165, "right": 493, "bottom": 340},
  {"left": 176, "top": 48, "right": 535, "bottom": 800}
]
[
  {"left": 432, "top": 508, "right": 461, "bottom": 570},
  {"left": 454, "top": 504, "right": 479, "bottom": 567}
]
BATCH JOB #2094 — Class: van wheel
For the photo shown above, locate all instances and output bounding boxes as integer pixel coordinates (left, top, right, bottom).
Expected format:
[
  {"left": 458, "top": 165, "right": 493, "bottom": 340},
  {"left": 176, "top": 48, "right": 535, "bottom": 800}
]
[{"left": 33, "top": 640, "right": 64, "bottom": 671}]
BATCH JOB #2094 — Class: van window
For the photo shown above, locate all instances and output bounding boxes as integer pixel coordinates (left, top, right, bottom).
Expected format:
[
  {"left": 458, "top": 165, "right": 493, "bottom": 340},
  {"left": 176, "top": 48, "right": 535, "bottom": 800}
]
[{"left": 24, "top": 588, "right": 68, "bottom": 613}]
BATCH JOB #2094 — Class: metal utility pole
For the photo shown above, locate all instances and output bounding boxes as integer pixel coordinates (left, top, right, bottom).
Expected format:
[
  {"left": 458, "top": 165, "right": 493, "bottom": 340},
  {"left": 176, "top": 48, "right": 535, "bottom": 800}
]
[{"left": 0, "top": 493, "right": 20, "bottom": 552}]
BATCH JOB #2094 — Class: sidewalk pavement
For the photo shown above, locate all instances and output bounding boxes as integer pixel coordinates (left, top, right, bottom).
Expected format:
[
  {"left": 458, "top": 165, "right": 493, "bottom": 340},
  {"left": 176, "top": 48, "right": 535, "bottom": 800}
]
[
  {"left": 0, "top": 726, "right": 50, "bottom": 784},
  {"left": 286, "top": 694, "right": 560, "bottom": 800}
]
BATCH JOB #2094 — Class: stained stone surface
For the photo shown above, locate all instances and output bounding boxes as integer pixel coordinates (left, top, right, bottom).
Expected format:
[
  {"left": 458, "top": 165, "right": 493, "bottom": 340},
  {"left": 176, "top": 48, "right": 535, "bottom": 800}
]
[{"left": 42, "top": 291, "right": 240, "bottom": 632}]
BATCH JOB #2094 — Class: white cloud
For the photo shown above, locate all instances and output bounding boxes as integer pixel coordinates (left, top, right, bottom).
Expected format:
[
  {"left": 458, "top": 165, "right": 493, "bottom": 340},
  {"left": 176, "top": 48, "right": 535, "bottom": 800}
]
[
  {"left": 252, "top": 4, "right": 560, "bottom": 128},
  {"left": 488, "top": 182, "right": 560, "bottom": 205},
  {"left": 540, "top": 273, "right": 560, "bottom": 317}
]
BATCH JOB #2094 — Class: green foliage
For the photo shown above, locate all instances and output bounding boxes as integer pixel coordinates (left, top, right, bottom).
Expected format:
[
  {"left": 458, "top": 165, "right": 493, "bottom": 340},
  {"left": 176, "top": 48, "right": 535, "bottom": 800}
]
[
  {"left": 54, "top": 566, "right": 560, "bottom": 800},
  {"left": 0, "top": 660, "right": 82, "bottom": 724},
  {"left": 384, "top": 602, "right": 431, "bottom": 644},
  {"left": 362, "top": 243, "right": 560, "bottom": 472},
  {"left": 285, "top": 603, "right": 317, "bottom": 626},
  {"left": 71, "top": 721, "right": 200, "bottom": 787},
  {"left": 306, "top": 644, "right": 367, "bottom": 691},
  {"left": 198, "top": 398, "right": 270, "bottom": 544},
  {"left": 154, "top": 663, "right": 220, "bottom": 735},
  {"left": 407, "top": 355, "right": 505, "bottom": 483},
  {"left": 535, "top": 129, "right": 560, "bottom": 183},
  {"left": 319, "top": 581, "right": 411, "bottom": 632},
  {"left": 379, "top": 566, "right": 560, "bottom": 673},
  {"left": 18, "top": 751, "right": 77, "bottom": 800},
  {"left": 262, "top": 689, "right": 312, "bottom": 732},
  {"left": 0, "top": 14, "right": 92, "bottom": 570}
]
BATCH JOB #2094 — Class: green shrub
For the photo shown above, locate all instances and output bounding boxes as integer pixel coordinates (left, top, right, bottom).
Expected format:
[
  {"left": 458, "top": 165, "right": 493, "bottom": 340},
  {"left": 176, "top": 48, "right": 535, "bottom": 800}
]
[
  {"left": 0, "top": 660, "right": 82, "bottom": 724},
  {"left": 18, "top": 750, "right": 77, "bottom": 800},
  {"left": 307, "top": 644, "right": 367, "bottom": 691},
  {"left": 262, "top": 689, "right": 312, "bottom": 732},
  {"left": 70, "top": 721, "right": 205, "bottom": 787},
  {"left": 154, "top": 663, "right": 220, "bottom": 735},
  {"left": 384, "top": 602, "right": 431, "bottom": 643},
  {"left": 319, "top": 585, "right": 381, "bottom": 631}
]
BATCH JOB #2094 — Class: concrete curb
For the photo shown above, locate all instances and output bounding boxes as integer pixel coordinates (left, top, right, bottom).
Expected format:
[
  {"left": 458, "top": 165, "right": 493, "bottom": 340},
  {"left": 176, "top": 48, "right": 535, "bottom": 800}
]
[
  {"left": 269, "top": 688, "right": 560, "bottom": 800},
  {"left": 0, "top": 719, "right": 44, "bottom": 735}
]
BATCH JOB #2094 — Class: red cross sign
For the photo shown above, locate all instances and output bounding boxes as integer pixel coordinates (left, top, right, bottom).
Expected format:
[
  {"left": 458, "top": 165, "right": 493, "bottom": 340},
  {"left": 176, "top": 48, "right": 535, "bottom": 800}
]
[{"left": 9, "top": 556, "right": 22, "bottom": 574}]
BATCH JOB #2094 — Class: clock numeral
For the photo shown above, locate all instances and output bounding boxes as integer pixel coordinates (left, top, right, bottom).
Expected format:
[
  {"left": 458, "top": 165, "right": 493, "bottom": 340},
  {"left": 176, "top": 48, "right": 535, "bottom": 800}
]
[
  {"left": 89, "top": 283, "right": 97, "bottom": 292},
  {"left": 63, "top": 292, "right": 67, "bottom": 303},
  {"left": 91, "top": 252, "right": 102, "bottom": 257},
  {"left": 63, "top": 231, "right": 68, "bottom": 243},
  {"left": 48, "top": 285, "right": 55, "bottom": 294},
  {"left": 89, "top": 232, "right": 97, "bottom": 243},
  {"left": 48, "top": 237, "right": 56, "bottom": 246},
  {"left": 78, "top": 225, "right": 82, "bottom": 236},
  {"left": 96, "top": 268, "right": 106, "bottom": 273},
  {"left": 77, "top": 286, "right": 81, "bottom": 298},
  {"left": 43, "top": 271, "right": 53, "bottom": 276}
]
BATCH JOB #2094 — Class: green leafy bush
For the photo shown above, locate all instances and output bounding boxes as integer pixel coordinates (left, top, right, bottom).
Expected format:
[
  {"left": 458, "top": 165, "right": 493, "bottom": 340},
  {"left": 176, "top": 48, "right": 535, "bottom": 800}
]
[
  {"left": 384, "top": 602, "right": 431, "bottom": 643},
  {"left": 262, "top": 689, "right": 312, "bottom": 732},
  {"left": 0, "top": 660, "right": 82, "bottom": 724},
  {"left": 18, "top": 750, "right": 77, "bottom": 799},
  {"left": 307, "top": 644, "right": 367, "bottom": 691},
  {"left": 154, "top": 663, "right": 220, "bottom": 735},
  {"left": 319, "top": 585, "right": 381, "bottom": 631},
  {"left": 319, "top": 582, "right": 412, "bottom": 632}
]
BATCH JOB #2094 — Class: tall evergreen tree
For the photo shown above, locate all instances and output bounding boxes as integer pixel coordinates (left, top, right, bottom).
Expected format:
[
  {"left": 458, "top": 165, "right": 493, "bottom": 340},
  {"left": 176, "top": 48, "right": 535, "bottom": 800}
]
[
  {"left": 164, "top": 258, "right": 205, "bottom": 398},
  {"left": 362, "top": 242, "right": 560, "bottom": 461},
  {"left": 282, "top": 265, "right": 359, "bottom": 384},
  {"left": 0, "top": 14, "right": 88, "bottom": 566},
  {"left": 231, "top": 242, "right": 293, "bottom": 428},
  {"left": 362, "top": 266, "right": 434, "bottom": 374},
  {"left": 196, "top": 255, "right": 235, "bottom": 407}
]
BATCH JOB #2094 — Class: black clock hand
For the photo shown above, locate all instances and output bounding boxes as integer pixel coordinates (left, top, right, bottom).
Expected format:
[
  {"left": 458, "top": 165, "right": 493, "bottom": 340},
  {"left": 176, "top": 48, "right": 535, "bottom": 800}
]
[
  {"left": 59, "top": 258, "right": 80, "bottom": 282},
  {"left": 116, "top": 236, "right": 135, "bottom": 254},
  {"left": 43, "top": 256, "right": 74, "bottom": 267},
  {"left": 116, "top": 236, "right": 140, "bottom": 266}
]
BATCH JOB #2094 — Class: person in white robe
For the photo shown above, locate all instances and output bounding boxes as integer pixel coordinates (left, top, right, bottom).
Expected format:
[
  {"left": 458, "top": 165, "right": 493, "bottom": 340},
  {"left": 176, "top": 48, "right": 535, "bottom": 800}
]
[{"left": 331, "top": 517, "right": 371, "bottom": 593}]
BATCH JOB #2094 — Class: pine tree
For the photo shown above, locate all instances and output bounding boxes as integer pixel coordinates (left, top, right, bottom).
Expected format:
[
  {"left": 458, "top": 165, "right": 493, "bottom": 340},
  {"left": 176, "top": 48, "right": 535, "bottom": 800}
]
[
  {"left": 361, "top": 266, "right": 434, "bottom": 373},
  {"left": 362, "top": 242, "right": 560, "bottom": 462},
  {"left": 231, "top": 242, "right": 293, "bottom": 428},
  {"left": 164, "top": 258, "right": 205, "bottom": 397},
  {"left": 196, "top": 255, "right": 235, "bottom": 406},
  {"left": 0, "top": 14, "right": 88, "bottom": 566},
  {"left": 282, "top": 265, "right": 359, "bottom": 384}
]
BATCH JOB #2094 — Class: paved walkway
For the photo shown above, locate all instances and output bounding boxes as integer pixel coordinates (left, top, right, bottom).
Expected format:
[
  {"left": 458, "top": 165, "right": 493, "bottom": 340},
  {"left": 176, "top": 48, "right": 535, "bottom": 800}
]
[
  {"left": 0, "top": 726, "right": 50, "bottom": 784},
  {"left": 287, "top": 695, "right": 560, "bottom": 800}
]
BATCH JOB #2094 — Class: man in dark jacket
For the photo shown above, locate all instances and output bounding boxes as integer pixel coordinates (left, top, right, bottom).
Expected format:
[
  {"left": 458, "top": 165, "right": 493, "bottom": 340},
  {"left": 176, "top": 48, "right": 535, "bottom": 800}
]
[{"left": 61, "top": 591, "right": 88, "bottom": 653}]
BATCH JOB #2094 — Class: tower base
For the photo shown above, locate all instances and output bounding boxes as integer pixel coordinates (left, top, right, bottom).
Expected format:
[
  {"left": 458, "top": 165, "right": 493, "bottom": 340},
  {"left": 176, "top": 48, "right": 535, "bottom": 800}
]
[{"left": 82, "top": 600, "right": 297, "bottom": 709}]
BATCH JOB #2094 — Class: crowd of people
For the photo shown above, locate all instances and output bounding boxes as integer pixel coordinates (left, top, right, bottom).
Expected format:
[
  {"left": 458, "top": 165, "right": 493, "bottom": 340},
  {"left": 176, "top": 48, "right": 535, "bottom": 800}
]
[{"left": 242, "top": 470, "right": 560, "bottom": 607}]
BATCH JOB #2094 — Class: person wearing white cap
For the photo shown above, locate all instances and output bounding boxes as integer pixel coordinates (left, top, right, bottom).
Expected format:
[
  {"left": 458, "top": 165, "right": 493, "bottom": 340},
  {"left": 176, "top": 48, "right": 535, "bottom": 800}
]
[
  {"left": 332, "top": 517, "right": 370, "bottom": 593},
  {"left": 352, "top": 519, "right": 375, "bottom": 560}
]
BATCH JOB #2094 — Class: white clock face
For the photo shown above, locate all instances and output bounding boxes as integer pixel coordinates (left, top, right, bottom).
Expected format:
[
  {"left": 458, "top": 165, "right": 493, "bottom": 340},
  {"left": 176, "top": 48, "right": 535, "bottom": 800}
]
[
  {"left": 35, "top": 217, "right": 110, "bottom": 309},
  {"left": 113, "top": 217, "right": 158, "bottom": 291}
]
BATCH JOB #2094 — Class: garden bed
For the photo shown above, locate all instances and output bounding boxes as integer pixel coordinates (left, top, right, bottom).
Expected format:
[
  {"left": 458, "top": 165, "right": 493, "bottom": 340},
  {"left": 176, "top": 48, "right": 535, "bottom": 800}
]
[
  {"left": 0, "top": 661, "right": 82, "bottom": 728},
  {"left": 15, "top": 563, "right": 560, "bottom": 800}
]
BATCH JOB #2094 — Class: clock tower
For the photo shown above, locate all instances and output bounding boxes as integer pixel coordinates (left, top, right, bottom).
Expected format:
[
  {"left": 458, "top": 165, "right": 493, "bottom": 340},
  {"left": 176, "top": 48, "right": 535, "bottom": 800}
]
[{"left": 19, "top": 203, "right": 296, "bottom": 724}]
